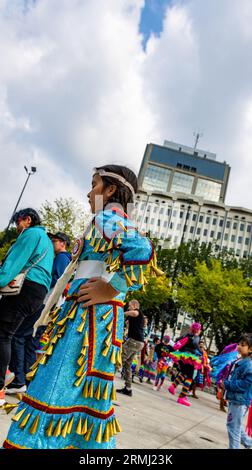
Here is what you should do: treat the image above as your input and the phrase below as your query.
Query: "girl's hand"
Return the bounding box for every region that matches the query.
[77,277,119,307]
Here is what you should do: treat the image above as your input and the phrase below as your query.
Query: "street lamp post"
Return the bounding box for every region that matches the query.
[6,166,37,230]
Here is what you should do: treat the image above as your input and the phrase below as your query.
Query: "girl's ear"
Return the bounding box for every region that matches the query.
[108,184,117,196]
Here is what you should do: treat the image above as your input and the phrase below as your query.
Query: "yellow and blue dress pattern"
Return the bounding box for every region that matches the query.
[4,208,158,449]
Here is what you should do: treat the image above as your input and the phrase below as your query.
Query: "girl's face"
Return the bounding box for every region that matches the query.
[237,341,252,358]
[87,174,117,213]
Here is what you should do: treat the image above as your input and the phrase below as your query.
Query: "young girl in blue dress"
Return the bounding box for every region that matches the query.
[4,165,157,449]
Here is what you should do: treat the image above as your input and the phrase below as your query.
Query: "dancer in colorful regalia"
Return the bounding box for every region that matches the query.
[144,336,160,384]
[167,322,202,406]
[210,342,238,412]
[153,336,174,391]
[191,339,211,399]
[4,165,162,449]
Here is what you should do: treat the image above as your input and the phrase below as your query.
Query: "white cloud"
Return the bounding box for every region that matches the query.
[0,0,252,231]
[143,0,252,209]
[0,0,153,228]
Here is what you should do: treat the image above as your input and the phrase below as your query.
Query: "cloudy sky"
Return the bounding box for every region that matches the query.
[1,0,252,230]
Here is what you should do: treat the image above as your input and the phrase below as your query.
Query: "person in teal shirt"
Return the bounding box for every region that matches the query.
[0,208,54,406]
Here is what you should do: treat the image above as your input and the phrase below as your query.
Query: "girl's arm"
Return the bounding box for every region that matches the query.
[77,209,155,305]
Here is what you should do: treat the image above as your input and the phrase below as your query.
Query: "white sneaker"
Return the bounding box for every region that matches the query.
[153,386,158,391]
[5,385,27,395]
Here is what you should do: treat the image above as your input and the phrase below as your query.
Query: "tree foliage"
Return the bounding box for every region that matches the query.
[177,259,252,351]
[0,228,17,262]
[39,198,91,243]
[127,269,172,333]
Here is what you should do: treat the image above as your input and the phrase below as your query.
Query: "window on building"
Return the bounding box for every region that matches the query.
[210,231,214,237]
[245,238,250,245]
[238,236,242,244]
[192,214,197,221]
[231,235,235,242]
[160,208,164,214]
[144,217,148,223]
[151,218,154,225]
[173,210,177,217]
[142,164,171,193]
[247,225,251,233]
[199,215,203,222]
[180,211,184,218]
[177,223,181,230]
[224,233,228,240]
[170,222,173,229]
[243,251,248,257]
[213,218,217,225]
[157,220,161,227]
[240,223,244,231]
[217,232,222,240]
[174,236,178,243]
[203,229,208,236]
[163,221,168,227]
[167,208,171,215]
[197,228,201,235]
[195,178,221,202]
[190,227,194,234]
[233,222,238,229]
[170,172,194,195]
[206,216,210,224]
[219,220,224,227]
[226,221,231,228]
[236,249,240,256]
[153,207,158,213]
[143,165,171,192]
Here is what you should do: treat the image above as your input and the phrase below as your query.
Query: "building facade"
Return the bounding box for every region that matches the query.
[135,141,252,258]
[138,140,231,204]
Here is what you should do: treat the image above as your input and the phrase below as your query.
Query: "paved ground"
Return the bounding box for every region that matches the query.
[0,374,232,449]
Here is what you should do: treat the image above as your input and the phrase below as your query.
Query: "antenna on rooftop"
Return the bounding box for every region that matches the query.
[193,130,203,152]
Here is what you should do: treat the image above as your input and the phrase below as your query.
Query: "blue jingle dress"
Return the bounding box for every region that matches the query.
[4,208,158,449]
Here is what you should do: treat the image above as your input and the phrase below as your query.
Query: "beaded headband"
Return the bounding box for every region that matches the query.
[93,168,135,196]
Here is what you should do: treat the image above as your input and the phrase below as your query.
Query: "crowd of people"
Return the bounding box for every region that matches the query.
[0,164,251,450]
[119,301,252,449]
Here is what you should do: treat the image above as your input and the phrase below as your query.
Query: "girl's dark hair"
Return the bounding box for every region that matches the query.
[11,208,41,227]
[95,164,138,212]
[239,333,252,352]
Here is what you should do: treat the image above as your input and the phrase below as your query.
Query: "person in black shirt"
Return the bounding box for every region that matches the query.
[117,300,144,396]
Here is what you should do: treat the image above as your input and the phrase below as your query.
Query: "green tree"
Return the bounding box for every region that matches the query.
[0,228,17,262]
[177,259,252,351]
[39,198,90,243]
[157,239,242,279]
[127,271,172,334]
